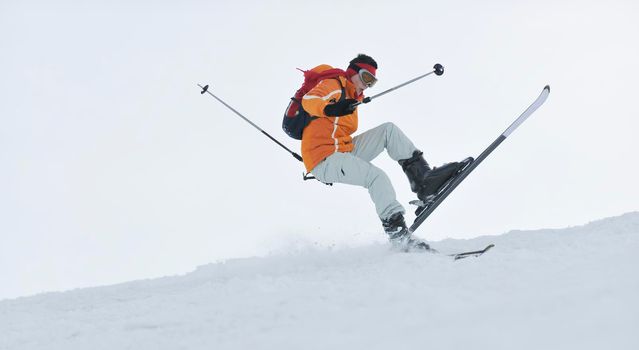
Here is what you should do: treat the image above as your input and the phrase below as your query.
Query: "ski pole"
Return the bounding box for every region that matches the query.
[351,63,444,107]
[198,84,303,162]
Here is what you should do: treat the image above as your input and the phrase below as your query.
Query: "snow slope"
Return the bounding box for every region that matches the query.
[2,213,638,350]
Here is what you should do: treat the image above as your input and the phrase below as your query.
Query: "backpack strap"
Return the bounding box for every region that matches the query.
[302,172,333,185]
[334,77,346,102]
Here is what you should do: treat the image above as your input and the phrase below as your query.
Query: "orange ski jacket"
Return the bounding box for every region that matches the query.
[301,65,363,172]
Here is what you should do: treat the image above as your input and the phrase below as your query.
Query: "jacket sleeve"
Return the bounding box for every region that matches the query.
[301,79,343,118]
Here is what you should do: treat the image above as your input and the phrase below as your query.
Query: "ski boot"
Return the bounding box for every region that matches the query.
[399,150,467,204]
[382,212,432,252]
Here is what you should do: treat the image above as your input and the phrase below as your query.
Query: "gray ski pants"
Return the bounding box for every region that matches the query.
[311,122,418,221]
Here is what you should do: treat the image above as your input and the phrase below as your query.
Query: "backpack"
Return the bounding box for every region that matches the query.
[282,66,346,140]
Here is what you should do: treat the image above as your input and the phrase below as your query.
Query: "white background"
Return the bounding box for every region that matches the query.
[1,0,638,300]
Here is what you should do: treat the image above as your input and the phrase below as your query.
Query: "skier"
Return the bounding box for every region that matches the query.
[301,54,467,250]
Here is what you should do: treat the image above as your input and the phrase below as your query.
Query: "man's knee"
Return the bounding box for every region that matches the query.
[382,121,402,138]
[382,121,397,131]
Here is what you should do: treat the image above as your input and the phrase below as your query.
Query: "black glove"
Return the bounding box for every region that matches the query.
[324,99,358,117]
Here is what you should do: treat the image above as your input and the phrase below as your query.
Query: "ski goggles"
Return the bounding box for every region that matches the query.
[358,68,377,88]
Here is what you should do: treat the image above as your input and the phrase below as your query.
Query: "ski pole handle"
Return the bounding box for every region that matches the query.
[351,63,444,108]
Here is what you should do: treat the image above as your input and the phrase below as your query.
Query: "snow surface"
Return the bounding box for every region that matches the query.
[2,213,639,350]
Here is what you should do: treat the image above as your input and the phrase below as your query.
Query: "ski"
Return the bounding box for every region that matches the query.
[450,244,495,260]
[409,85,550,234]
[404,243,494,260]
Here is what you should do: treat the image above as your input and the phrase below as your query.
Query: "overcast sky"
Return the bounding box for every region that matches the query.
[1,0,638,300]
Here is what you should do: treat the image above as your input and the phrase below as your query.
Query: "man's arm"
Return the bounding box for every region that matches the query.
[301,79,343,117]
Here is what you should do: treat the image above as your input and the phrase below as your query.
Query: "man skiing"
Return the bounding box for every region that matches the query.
[301,54,467,250]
